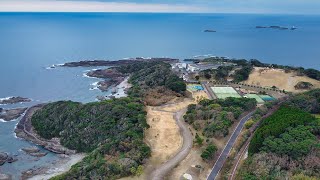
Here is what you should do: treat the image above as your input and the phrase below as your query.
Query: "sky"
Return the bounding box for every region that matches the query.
[0,0,319,14]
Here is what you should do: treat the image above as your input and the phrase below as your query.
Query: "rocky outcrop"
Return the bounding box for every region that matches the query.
[97,77,125,92]
[0,152,18,166]
[0,108,27,121]
[86,68,126,92]
[0,152,8,166]
[62,58,179,67]
[15,104,76,155]
[0,97,31,105]
[294,81,313,90]
[22,146,40,153]
[0,173,12,180]
[86,68,125,79]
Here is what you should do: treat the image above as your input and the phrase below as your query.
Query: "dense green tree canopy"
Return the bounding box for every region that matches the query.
[32,98,151,179]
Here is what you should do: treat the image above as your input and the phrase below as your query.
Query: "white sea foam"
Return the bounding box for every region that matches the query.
[0,96,13,101]
[91,82,99,86]
[89,87,99,91]
[0,119,7,123]
[89,81,100,91]
[82,73,97,79]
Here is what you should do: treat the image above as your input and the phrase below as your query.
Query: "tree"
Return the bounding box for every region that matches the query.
[195,133,204,146]
[201,144,217,160]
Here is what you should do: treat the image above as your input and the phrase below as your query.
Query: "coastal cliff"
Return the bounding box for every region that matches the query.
[15,104,76,155]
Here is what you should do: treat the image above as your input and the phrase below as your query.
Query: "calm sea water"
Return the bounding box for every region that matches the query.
[0,12,319,177]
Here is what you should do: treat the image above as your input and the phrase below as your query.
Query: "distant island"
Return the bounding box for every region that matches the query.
[256,25,297,30]
[204,29,216,32]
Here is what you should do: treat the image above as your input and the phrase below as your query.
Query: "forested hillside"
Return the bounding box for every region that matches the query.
[117,61,186,105]
[184,97,256,138]
[30,61,185,179]
[239,105,320,179]
[32,98,150,179]
[285,89,320,113]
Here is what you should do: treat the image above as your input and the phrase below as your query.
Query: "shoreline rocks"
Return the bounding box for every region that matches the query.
[0,97,31,105]
[0,152,18,166]
[15,104,76,155]
[0,108,27,121]
[22,146,40,153]
[0,173,12,180]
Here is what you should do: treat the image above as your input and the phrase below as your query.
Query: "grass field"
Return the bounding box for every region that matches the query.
[211,87,241,99]
[315,114,320,119]
[245,94,265,103]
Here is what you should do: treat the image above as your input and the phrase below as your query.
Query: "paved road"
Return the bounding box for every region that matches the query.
[207,111,255,180]
[201,82,216,100]
[150,108,193,180]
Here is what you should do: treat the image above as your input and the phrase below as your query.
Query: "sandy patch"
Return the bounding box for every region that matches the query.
[243,67,320,93]
[145,108,183,165]
[114,77,131,98]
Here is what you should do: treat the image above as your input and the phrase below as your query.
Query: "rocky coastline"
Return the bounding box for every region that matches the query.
[0,107,27,121]
[15,104,76,155]
[86,68,126,91]
[0,96,31,105]
[61,57,179,67]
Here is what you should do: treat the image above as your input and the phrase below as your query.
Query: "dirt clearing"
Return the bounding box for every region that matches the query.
[244,67,320,93]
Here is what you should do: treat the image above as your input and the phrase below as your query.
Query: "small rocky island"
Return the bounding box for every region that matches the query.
[256,25,297,30]
[0,107,27,121]
[0,96,31,105]
[204,29,216,32]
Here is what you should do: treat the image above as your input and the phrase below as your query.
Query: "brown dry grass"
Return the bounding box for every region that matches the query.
[120,92,210,180]
[243,67,320,93]
[144,86,180,106]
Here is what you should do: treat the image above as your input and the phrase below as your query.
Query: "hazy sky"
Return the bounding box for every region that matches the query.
[0,0,319,14]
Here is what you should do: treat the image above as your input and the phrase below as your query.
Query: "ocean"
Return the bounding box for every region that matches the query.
[0,12,319,178]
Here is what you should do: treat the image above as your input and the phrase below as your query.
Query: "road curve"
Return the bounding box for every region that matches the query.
[150,108,193,180]
[207,111,255,180]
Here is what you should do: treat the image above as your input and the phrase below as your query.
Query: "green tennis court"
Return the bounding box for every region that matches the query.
[245,94,265,103]
[211,87,241,99]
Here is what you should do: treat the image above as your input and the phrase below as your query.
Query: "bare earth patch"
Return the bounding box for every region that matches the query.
[120,92,210,180]
[244,67,320,93]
